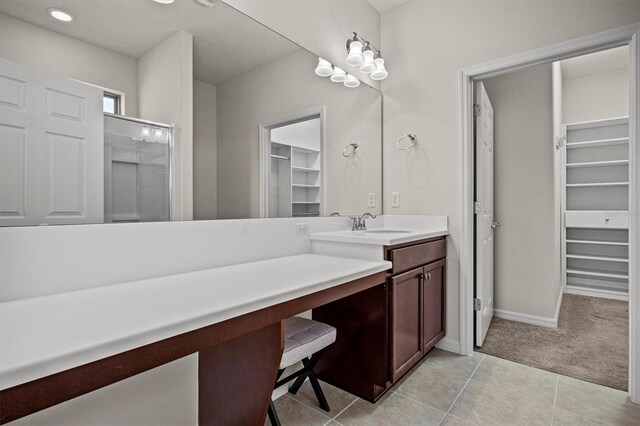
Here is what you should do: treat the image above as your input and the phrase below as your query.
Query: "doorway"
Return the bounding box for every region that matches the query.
[259,108,325,218]
[459,24,640,402]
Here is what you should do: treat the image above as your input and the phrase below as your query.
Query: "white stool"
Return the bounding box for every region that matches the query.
[267,317,337,426]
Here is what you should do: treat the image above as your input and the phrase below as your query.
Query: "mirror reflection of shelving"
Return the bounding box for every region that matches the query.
[267,117,322,218]
[104,115,171,223]
[564,117,629,299]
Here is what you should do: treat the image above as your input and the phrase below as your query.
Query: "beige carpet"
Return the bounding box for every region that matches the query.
[478,294,628,390]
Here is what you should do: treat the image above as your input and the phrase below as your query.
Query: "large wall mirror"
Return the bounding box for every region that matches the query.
[0,0,382,226]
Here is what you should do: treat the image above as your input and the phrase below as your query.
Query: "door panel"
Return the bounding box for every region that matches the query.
[390,267,423,382]
[423,260,446,353]
[0,57,103,226]
[475,81,495,347]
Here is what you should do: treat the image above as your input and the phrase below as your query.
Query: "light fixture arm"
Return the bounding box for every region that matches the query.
[346,32,381,58]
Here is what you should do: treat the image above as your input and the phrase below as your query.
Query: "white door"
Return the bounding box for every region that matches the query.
[475,81,495,347]
[0,57,103,226]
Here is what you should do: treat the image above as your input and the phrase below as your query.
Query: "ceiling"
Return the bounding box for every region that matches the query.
[0,0,301,85]
[365,0,411,13]
[561,46,628,80]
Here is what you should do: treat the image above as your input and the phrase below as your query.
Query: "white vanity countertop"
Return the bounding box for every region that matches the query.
[0,254,390,390]
[310,215,449,246]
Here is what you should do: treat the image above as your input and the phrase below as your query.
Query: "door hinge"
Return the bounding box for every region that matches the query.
[474,298,481,311]
[474,201,481,214]
[473,104,481,117]
[555,134,566,150]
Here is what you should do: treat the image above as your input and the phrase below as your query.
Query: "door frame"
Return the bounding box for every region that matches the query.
[258,106,325,218]
[458,23,640,402]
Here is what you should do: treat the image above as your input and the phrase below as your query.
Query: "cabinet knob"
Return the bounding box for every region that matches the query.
[427,273,432,280]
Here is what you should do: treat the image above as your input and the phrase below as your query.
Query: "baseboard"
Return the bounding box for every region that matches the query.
[435,337,461,354]
[565,285,629,301]
[493,308,557,328]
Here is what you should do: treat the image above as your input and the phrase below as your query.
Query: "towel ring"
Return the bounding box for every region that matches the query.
[397,133,417,150]
[342,142,359,157]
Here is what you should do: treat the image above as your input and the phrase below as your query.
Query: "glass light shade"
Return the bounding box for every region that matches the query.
[346,41,364,66]
[359,50,376,74]
[330,67,347,83]
[314,58,333,77]
[343,74,360,88]
[370,58,388,80]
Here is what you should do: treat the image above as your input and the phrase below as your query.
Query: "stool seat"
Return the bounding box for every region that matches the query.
[281,317,336,368]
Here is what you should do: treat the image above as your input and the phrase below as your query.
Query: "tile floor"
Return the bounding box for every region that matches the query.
[268,349,640,426]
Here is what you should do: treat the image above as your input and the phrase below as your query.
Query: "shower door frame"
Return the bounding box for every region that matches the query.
[104,113,175,223]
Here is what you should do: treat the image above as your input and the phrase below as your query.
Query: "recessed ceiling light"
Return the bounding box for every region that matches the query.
[47,8,74,23]
[153,0,175,4]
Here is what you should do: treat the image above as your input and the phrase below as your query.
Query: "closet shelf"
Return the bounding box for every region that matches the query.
[567,268,629,279]
[292,166,320,172]
[566,239,629,246]
[566,137,628,149]
[566,182,628,187]
[292,146,320,154]
[566,254,628,263]
[566,160,629,168]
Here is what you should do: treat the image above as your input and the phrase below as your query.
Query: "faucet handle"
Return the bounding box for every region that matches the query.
[349,216,360,231]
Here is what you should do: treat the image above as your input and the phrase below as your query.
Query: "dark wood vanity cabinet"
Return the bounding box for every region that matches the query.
[314,236,446,402]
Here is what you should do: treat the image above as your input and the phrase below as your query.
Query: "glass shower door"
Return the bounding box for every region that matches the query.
[104,115,171,223]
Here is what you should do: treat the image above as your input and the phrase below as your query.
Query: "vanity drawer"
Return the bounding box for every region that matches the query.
[388,238,446,274]
[566,211,629,229]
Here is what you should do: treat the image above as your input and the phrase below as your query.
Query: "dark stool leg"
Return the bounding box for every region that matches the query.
[267,400,281,426]
[307,371,330,412]
[288,370,309,395]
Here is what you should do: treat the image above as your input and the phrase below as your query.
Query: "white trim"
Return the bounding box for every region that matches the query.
[493,309,558,329]
[565,285,629,301]
[435,337,461,354]
[459,23,640,403]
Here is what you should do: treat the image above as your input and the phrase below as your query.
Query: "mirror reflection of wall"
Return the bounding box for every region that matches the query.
[0,0,382,227]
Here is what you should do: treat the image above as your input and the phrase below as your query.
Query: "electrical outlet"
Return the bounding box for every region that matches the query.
[391,192,400,208]
[367,193,376,208]
[295,223,309,235]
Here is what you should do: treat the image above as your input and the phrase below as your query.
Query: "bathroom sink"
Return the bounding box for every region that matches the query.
[364,229,412,234]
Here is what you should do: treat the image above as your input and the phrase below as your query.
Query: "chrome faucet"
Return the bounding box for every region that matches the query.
[350,212,377,231]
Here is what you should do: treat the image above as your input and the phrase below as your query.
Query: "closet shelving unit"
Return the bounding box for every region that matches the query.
[563,117,630,300]
[269,141,322,218]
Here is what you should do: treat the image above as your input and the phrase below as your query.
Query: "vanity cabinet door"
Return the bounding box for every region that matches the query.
[390,266,423,382]
[422,259,446,354]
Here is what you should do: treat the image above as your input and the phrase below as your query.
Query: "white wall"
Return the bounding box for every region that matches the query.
[193,80,218,220]
[138,31,194,221]
[381,0,640,343]
[271,118,321,152]
[222,0,381,90]
[482,64,558,320]
[0,14,138,117]
[216,50,382,219]
[563,68,629,124]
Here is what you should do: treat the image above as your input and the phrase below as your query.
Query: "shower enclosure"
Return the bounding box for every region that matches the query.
[104,114,172,223]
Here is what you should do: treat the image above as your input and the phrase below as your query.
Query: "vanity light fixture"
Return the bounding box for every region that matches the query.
[315,58,333,77]
[346,33,388,80]
[47,8,75,23]
[153,0,175,4]
[343,74,360,88]
[314,57,360,88]
[330,67,347,83]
